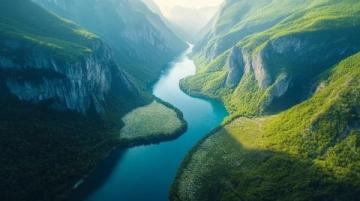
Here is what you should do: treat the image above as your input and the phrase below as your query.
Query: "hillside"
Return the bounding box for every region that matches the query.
[182,0,360,117]
[172,49,360,201]
[33,0,187,88]
[173,0,360,200]
[0,1,147,200]
[0,0,146,116]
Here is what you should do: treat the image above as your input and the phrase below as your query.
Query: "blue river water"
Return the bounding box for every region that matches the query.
[71,47,228,201]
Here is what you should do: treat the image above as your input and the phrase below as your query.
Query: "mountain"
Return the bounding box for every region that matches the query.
[0,0,145,116]
[173,51,360,201]
[141,0,219,43]
[33,0,187,88]
[0,0,147,200]
[141,0,191,42]
[142,0,163,15]
[182,0,360,116]
[167,5,219,42]
[173,0,360,200]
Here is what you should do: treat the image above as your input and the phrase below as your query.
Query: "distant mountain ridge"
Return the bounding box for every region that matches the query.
[141,0,191,42]
[33,0,187,87]
[168,5,219,42]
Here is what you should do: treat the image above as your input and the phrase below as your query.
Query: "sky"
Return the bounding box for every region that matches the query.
[152,0,224,17]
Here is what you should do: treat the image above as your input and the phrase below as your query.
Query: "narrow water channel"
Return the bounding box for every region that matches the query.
[72,46,228,201]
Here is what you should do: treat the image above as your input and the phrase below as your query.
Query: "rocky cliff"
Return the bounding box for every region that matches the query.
[0,1,144,200]
[225,47,244,88]
[33,0,187,87]
[0,0,142,116]
[172,1,360,200]
[184,0,360,115]
[2,39,116,114]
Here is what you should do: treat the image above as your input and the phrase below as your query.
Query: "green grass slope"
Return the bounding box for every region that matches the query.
[0,0,97,61]
[183,0,360,117]
[172,51,360,201]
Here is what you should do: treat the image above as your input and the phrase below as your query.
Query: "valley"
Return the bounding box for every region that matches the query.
[0,0,359,201]
[70,47,228,201]
[172,0,360,200]
[0,0,188,200]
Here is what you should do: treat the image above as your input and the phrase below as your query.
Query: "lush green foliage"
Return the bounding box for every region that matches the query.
[120,101,186,145]
[172,52,360,201]
[0,0,97,61]
[242,0,360,52]
[0,94,120,201]
[173,1,360,200]
[0,1,184,201]
[184,0,360,117]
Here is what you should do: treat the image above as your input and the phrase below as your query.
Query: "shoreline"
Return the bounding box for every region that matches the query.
[68,97,188,199]
[68,45,228,201]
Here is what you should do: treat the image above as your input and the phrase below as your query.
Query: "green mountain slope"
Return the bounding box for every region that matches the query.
[172,50,360,201]
[173,0,360,200]
[33,0,187,88]
[0,0,145,116]
[182,0,360,117]
[0,1,147,200]
[0,0,95,61]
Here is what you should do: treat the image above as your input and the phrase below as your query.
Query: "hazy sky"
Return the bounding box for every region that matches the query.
[153,0,224,17]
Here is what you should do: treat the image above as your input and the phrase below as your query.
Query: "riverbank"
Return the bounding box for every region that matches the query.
[68,97,188,196]
[171,52,360,201]
[71,46,228,201]
[119,98,187,147]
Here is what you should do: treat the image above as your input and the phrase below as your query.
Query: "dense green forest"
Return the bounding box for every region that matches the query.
[0,0,185,200]
[173,51,360,201]
[172,0,360,200]
[182,0,360,117]
[1,0,359,200]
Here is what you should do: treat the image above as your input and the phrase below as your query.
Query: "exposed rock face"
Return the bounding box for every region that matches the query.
[264,73,292,108]
[0,38,134,114]
[229,49,271,90]
[268,30,360,68]
[250,51,272,89]
[270,36,305,54]
[226,47,244,88]
[220,28,360,111]
[33,0,187,85]
[224,46,272,90]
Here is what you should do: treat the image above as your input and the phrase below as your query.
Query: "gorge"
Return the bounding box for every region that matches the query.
[1,1,359,201]
[70,46,228,201]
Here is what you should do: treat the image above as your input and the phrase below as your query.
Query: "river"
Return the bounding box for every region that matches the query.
[71,46,228,201]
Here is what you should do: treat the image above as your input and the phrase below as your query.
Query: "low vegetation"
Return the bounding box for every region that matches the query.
[0,0,98,62]
[120,100,187,146]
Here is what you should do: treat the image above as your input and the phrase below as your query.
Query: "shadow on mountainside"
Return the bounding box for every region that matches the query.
[171,125,360,201]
